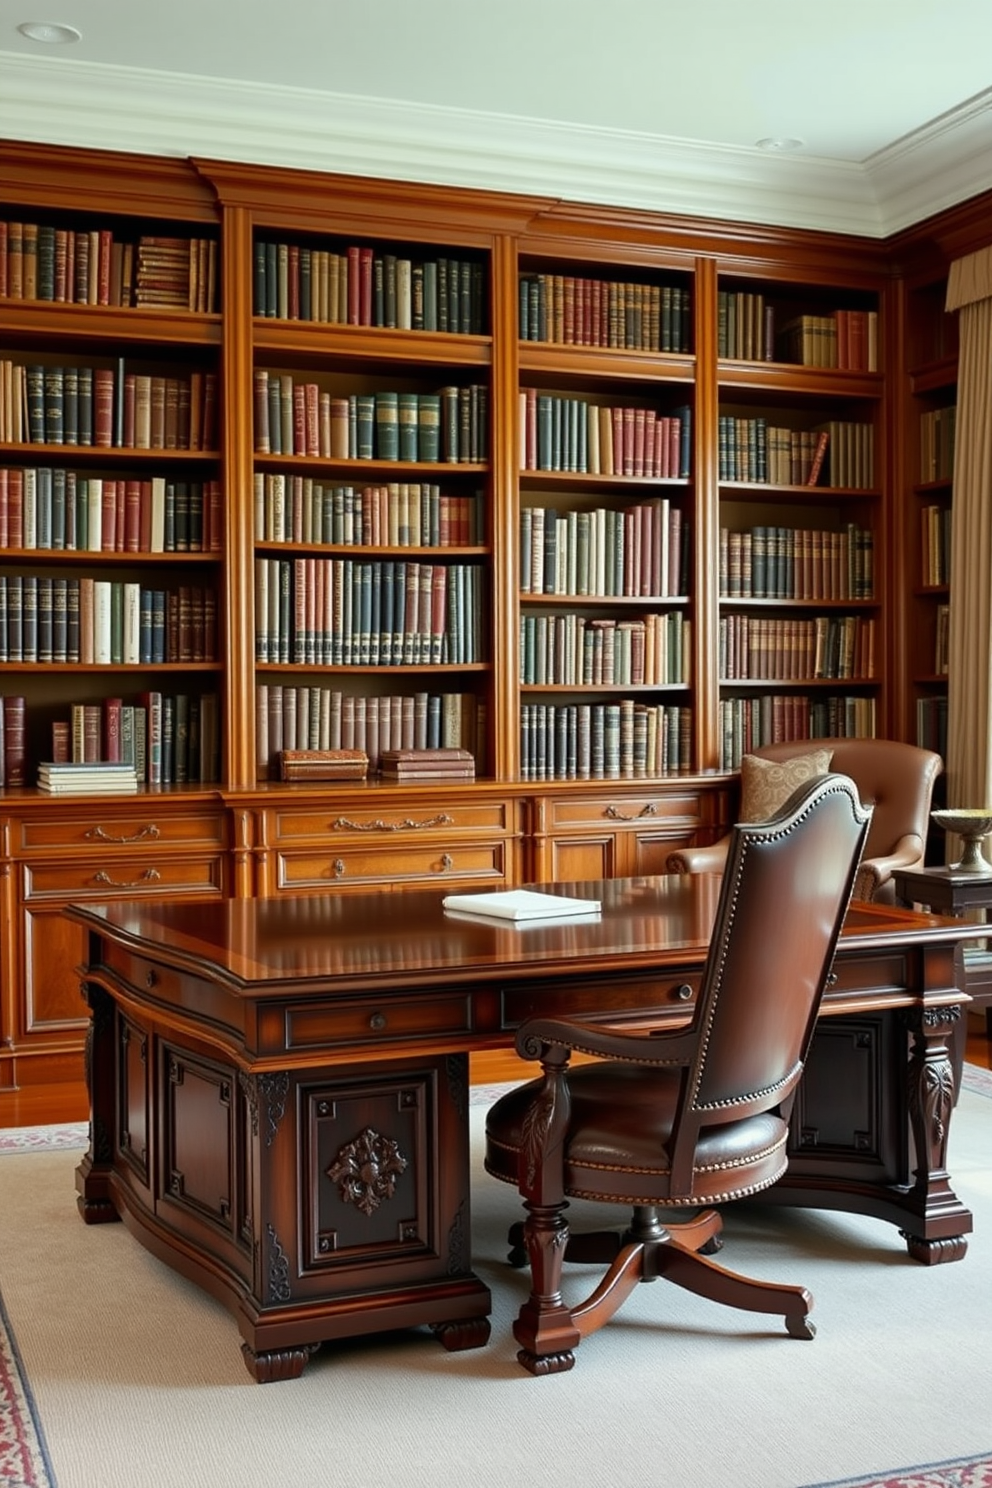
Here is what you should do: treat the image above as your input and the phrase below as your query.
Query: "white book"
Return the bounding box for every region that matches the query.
[93,579,112,663]
[442,888,601,922]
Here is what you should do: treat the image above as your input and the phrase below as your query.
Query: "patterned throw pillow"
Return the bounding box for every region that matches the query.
[739,749,834,822]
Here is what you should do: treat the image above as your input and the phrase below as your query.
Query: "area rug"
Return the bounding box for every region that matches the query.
[1,1069,989,1488]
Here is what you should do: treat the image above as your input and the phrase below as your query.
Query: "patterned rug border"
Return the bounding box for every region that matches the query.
[0,1290,56,1488]
[805,1450,992,1486]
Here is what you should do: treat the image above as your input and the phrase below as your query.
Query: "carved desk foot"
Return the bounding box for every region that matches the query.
[900,1229,969,1266]
[430,1316,491,1351]
[241,1342,320,1383]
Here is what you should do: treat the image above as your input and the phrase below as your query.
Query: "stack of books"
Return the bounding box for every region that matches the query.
[37,761,139,795]
[379,748,475,781]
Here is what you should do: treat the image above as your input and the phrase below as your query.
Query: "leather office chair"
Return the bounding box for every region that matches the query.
[485,773,871,1375]
[667,737,941,903]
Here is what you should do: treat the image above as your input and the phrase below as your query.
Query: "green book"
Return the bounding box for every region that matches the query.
[375,390,399,460]
[398,392,419,461]
[355,394,375,460]
[417,394,440,462]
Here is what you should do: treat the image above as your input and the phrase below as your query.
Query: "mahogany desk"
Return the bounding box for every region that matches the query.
[67,877,977,1382]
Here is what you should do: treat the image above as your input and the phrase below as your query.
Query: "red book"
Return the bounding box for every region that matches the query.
[201,373,218,450]
[97,228,113,306]
[0,467,7,548]
[806,430,830,487]
[347,245,361,325]
[101,479,118,551]
[359,246,374,326]
[2,695,26,785]
[292,382,306,455]
[103,696,123,761]
[125,479,141,552]
[94,368,115,448]
[7,468,23,548]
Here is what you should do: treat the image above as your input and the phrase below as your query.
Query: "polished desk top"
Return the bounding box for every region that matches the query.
[68,875,980,1004]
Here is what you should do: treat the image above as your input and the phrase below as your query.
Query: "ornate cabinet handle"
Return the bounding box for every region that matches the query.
[330,814,454,833]
[604,803,658,822]
[84,823,161,844]
[332,859,346,877]
[435,853,454,873]
[90,868,162,887]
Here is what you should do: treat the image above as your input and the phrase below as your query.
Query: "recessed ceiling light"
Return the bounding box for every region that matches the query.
[17,21,82,44]
[756,137,804,152]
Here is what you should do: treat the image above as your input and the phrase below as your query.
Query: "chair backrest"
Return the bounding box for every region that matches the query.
[682,774,870,1146]
[751,737,940,865]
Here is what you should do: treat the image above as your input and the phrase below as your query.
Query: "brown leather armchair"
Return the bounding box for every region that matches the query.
[667,737,942,903]
[485,774,871,1374]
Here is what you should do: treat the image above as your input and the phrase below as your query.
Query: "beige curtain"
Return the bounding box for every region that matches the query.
[944,246,992,818]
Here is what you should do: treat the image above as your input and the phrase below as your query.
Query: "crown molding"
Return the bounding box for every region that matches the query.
[1,53,990,238]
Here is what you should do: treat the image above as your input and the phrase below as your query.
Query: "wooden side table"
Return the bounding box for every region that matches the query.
[893,865,992,1039]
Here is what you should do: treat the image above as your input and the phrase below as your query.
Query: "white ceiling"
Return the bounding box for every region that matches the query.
[2,0,992,237]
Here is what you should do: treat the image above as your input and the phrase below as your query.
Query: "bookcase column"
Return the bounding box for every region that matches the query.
[217,202,257,790]
[692,255,722,772]
[489,234,521,781]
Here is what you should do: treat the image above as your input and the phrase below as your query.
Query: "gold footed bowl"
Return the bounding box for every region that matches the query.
[931,808,992,873]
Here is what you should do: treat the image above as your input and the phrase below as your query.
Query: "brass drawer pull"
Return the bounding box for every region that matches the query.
[84,824,161,844]
[330,814,454,833]
[332,859,346,877]
[435,853,454,873]
[90,868,161,888]
[604,804,658,822]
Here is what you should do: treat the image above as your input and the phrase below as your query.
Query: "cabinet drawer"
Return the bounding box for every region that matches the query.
[276,841,506,890]
[268,800,512,845]
[23,857,226,900]
[541,793,703,831]
[16,811,226,853]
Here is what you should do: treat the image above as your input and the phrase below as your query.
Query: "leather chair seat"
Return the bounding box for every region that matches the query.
[486,1064,789,1206]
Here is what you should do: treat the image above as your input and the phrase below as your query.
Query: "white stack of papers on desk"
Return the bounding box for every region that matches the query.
[441,888,601,923]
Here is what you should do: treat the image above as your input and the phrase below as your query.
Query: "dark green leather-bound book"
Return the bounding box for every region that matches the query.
[44,366,64,445]
[398,392,419,461]
[418,394,440,462]
[299,247,312,321]
[375,390,399,460]
[356,394,375,460]
[423,261,438,331]
[254,238,268,315]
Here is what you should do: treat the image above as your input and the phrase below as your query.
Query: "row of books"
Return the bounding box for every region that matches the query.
[0,577,217,664]
[519,700,692,781]
[519,393,691,477]
[717,291,775,362]
[920,405,956,483]
[719,614,877,681]
[520,612,690,687]
[50,692,221,784]
[776,310,879,370]
[254,557,484,667]
[255,684,484,776]
[518,275,691,353]
[718,695,877,772]
[253,375,488,464]
[253,476,482,547]
[0,360,219,450]
[916,696,947,758]
[719,522,874,601]
[253,242,485,332]
[718,420,830,486]
[521,499,688,599]
[0,222,218,312]
[0,469,222,553]
[921,504,952,586]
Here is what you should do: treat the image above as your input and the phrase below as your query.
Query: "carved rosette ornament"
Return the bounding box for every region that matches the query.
[327,1127,407,1216]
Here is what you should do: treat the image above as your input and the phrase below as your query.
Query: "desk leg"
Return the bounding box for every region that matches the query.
[901,1004,969,1265]
[75,978,121,1226]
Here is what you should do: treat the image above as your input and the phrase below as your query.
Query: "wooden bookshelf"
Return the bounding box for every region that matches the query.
[1,138,992,1097]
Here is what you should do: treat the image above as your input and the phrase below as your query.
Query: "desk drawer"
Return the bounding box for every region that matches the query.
[276,841,506,890]
[284,993,473,1050]
[24,857,226,899]
[501,970,701,1030]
